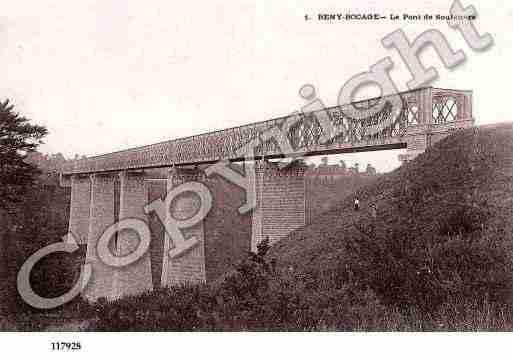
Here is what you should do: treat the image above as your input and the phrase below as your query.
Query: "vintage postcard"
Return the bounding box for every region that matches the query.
[0,0,512,357]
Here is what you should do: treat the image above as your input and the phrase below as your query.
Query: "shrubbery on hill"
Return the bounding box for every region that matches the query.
[90,241,391,331]
[347,209,512,313]
[6,124,513,331]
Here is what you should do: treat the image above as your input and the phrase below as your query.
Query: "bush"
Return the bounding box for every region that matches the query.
[88,246,393,331]
[437,203,489,236]
[344,211,513,313]
[1,175,80,315]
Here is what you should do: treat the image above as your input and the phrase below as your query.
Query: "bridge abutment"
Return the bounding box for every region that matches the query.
[402,132,430,162]
[58,86,475,300]
[399,88,474,163]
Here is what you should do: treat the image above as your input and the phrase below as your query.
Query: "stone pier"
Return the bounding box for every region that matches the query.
[251,160,307,251]
[83,173,117,301]
[112,171,154,298]
[60,87,474,299]
[68,175,91,244]
[161,167,207,287]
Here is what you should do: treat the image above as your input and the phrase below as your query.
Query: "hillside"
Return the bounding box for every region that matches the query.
[4,123,513,331]
[79,122,513,331]
[305,172,378,224]
[270,123,513,277]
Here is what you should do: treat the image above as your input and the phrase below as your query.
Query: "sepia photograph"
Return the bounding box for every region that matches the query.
[0,0,512,357]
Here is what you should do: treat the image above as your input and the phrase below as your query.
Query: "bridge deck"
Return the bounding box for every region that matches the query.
[61,87,472,175]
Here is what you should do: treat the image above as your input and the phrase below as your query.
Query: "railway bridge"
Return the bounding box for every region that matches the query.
[60,87,473,301]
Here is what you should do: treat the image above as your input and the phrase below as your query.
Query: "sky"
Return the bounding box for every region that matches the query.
[1,0,512,172]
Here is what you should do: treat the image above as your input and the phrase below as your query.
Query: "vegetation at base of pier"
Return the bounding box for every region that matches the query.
[83,123,513,331]
[79,224,513,331]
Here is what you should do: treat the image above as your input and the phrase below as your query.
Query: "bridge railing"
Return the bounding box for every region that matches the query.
[60,87,473,175]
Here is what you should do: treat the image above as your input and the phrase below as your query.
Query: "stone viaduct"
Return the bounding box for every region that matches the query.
[59,87,474,301]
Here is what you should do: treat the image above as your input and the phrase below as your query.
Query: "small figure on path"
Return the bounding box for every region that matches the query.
[370,202,377,218]
[354,197,360,211]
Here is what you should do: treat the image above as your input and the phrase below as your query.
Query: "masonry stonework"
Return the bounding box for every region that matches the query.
[147,180,166,289]
[203,168,252,282]
[83,174,117,301]
[251,160,307,251]
[61,87,475,300]
[112,171,154,298]
[149,168,251,286]
[162,168,207,286]
[68,175,91,245]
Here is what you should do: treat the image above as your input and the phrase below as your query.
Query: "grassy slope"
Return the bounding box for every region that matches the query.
[271,123,513,272]
[7,123,512,331]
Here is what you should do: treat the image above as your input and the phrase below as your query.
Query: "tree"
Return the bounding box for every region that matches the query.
[0,99,47,211]
[0,99,47,315]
